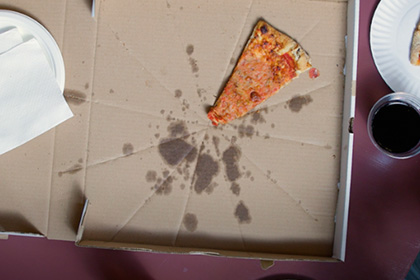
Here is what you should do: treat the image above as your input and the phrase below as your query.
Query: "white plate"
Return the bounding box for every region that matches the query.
[370,0,420,96]
[0,10,65,92]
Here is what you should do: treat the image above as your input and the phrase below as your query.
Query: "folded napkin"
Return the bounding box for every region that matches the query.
[0,38,73,155]
[0,28,23,54]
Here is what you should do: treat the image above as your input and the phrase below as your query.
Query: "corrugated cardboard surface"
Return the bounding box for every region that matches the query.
[0,0,350,258]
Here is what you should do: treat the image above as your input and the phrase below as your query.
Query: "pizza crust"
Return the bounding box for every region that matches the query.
[410,23,420,66]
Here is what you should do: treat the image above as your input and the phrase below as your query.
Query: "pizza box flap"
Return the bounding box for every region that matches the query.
[0,0,356,260]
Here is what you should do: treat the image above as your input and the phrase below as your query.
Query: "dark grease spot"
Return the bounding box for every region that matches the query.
[189,57,199,73]
[180,183,186,189]
[146,170,157,182]
[183,213,198,232]
[175,89,182,98]
[186,44,194,56]
[160,109,165,115]
[182,99,190,109]
[205,182,218,194]
[159,138,195,166]
[230,57,236,65]
[325,144,332,150]
[155,133,160,139]
[235,201,251,224]
[109,89,114,93]
[238,124,255,138]
[197,88,206,98]
[251,112,266,124]
[185,146,198,162]
[194,153,219,194]
[63,89,86,105]
[168,121,188,138]
[78,158,83,163]
[222,146,241,182]
[212,136,220,156]
[155,176,173,195]
[271,123,275,128]
[122,143,134,155]
[84,82,89,89]
[230,182,240,196]
[58,164,83,177]
[287,95,313,112]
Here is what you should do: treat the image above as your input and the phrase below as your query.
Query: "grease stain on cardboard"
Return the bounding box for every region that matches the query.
[251,111,266,124]
[222,145,242,182]
[212,136,221,157]
[146,170,157,182]
[122,143,134,155]
[175,89,182,98]
[235,201,251,224]
[238,124,254,138]
[287,94,313,112]
[155,175,173,195]
[63,89,86,105]
[183,213,198,232]
[186,44,194,55]
[159,139,196,166]
[230,182,240,196]
[193,153,219,194]
[186,44,199,74]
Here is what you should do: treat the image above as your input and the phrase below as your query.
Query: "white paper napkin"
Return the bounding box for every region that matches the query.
[0,28,23,54]
[0,38,73,155]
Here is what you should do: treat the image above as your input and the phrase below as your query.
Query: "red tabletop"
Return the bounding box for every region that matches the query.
[1,1,420,279]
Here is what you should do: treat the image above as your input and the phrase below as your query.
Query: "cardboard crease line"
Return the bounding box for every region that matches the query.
[217,124,335,149]
[86,128,208,169]
[46,0,69,237]
[82,2,102,199]
[91,99,209,128]
[240,152,319,222]
[297,19,322,43]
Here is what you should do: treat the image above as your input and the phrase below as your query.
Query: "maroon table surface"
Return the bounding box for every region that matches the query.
[1,1,420,279]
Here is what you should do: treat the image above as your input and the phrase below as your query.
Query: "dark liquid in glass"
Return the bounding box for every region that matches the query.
[371,102,420,154]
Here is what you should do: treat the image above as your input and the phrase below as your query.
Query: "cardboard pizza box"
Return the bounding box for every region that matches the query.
[0,0,358,261]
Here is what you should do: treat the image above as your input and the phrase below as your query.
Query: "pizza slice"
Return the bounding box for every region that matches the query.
[410,21,420,66]
[208,20,312,126]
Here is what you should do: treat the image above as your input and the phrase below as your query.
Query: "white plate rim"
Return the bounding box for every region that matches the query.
[0,10,65,92]
[370,0,420,97]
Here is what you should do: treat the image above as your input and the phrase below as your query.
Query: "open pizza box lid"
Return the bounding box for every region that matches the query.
[0,0,358,261]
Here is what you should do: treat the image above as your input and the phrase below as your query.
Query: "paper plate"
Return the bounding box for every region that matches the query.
[370,0,420,97]
[0,10,65,92]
